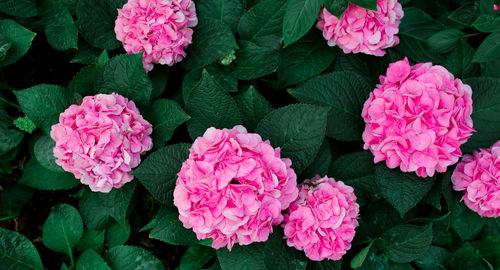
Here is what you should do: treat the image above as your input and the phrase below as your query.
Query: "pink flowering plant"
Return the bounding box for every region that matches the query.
[1,0,500,269]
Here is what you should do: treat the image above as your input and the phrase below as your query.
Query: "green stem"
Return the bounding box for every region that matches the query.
[0,215,17,222]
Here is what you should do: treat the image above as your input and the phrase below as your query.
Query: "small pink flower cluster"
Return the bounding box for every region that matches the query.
[173,126,299,250]
[50,93,152,193]
[452,141,500,218]
[283,176,359,261]
[316,0,404,56]
[115,0,198,71]
[362,58,474,177]
[495,4,499,10]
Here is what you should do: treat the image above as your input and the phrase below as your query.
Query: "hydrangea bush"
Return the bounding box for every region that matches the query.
[1,0,500,269]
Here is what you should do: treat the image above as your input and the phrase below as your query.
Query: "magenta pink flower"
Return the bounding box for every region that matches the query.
[362,58,474,177]
[115,0,198,71]
[316,0,404,56]
[452,141,500,217]
[173,126,299,250]
[283,176,359,261]
[495,4,499,10]
[50,93,152,193]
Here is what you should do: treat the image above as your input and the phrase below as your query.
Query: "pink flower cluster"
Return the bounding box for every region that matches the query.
[316,0,404,56]
[362,58,474,177]
[283,176,359,261]
[115,0,198,71]
[452,141,500,217]
[50,93,153,193]
[495,4,499,10]
[174,126,299,250]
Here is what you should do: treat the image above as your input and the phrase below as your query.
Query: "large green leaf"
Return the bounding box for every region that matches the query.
[383,224,433,263]
[414,246,452,270]
[148,99,189,146]
[399,8,442,41]
[40,0,78,51]
[217,243,267,270]
[278,32,337,87]
[76,0,125,50]
[19,159,79,190]
[375,165,435,217]
[450,200,486,240]
[14,84,75,134]
[79,189,111,230]
[183,18,238,70]
[0,120,23,156]
[329,151,374,180]
[42,203,83,254]
[461,77,500,152]
[349,0,377,10]
[105,220,130,248]
[0,0,37,17]
[396,35,447,64]
[104,245,164,270]
[149,207,198,246]
[256,104,328,173]
[234,86,273,132]
[289,71,372,141]
[0,19,36,66]
[444,41,478,78]
[33,134,64,173]
[283,0,323,45]
[233,41,280,80]
[68,65,101,96]
[323,0,349,17]
[0,227,43,270]
[453,243,491,270]
[76,249,111,270]
[96,182,136,228]
[473,32,500,63]
[74,230,105,253]
[197,0,244,32]
[425,29,465,53]
[238,0,287,48]
[263,229,308,270]
[133,144,190,205]
[178,245,216,270]
[96,53,152,104]
[186,70,242,139]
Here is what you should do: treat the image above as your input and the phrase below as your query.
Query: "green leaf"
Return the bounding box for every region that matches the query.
[301,139,332,179]
[178,245,216,270]
[133,144,190,205]
[283,0,323,46]
[473,14,500,32]
[461,77,500,152]
[473,32,500,63]
[383,224,433,263]
[104,245,164,270]
[345,175,380,207]
[363,200,403,238]
[451,200,486,240]
[217,242,267,270]
[473,235,500,268]
[149,207,198,246]
[96,53,152,104]
[450,3,480,26]
[183,18,238,70]
[76,249,111,270]
[74,230,105,253]
[0,184,33,216]
[97,182,136,228]
[256,104,328,173]
[76,0,125,50]
[0,19,36,66]
[148,99,189,146]
[425,29,465,53]
[71,41,103,64]
[263,229,308,270]
[186,70,242,139]
[40,0,78,51]
[375,165,435,217]
[235,86,273,132]
[0,227,43,270]
[233,41,280,80]
[34,134,64,173]
[148,65,169,100]
[396,36,446,64]
[0,0,37,17]
[13,116,36,133]
[444,40,477,78]
[69,65,101,96]
[351,240,374,268]
[0,33,12,62]
[19,159,79,190]
[197,0,244,32]
[0,120,23,156]
[182,65,238,104]
[329,151,374,180]
[278,32,337,87]
[307,260,342,270]
[79,189,111,230]
[349,0,377,10]
[14,84,75,134]
[453,243,491,270]
[238,0,287,48]
[43,203,83,254]
[105,220,130,248]
[414,246,452,270]
[289,71,372,141]
[323,0,349,17]
[399,8,443,40]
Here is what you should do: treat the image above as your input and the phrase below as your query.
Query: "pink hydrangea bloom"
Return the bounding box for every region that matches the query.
[452,141,500,217]
[283,176,359,261]
[173,126,299,250]
[495,4,499,10]
[50,93,153,193]
[115,0,198,71]
[362,58,474,178]
[316,0,404,56]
